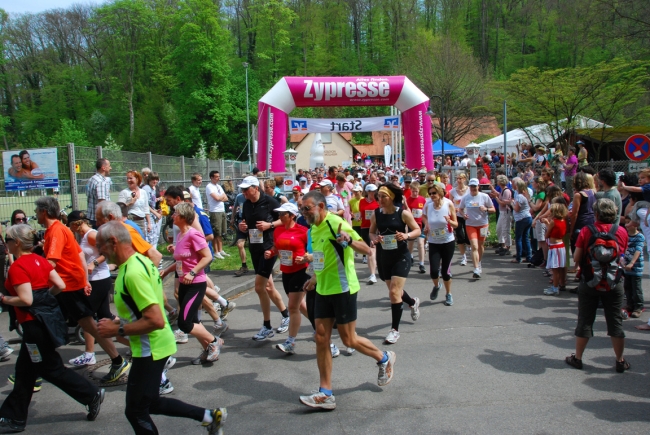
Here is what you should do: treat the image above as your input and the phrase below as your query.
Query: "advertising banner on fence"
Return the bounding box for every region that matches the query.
[290,115,400,133]
[3,148,59,191]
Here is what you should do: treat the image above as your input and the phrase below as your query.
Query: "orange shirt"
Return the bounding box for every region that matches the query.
[43,220,86,291]
[122,222,153,255]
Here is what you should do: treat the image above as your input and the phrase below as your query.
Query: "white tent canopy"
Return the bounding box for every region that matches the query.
[478,116,610,154]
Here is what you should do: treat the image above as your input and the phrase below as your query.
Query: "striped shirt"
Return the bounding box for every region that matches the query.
[86,173,111,221]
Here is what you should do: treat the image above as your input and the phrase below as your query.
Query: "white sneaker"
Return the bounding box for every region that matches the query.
[219,251,231,257]
[69,353,96,367]
[205,338,224,362]
[299,390,336,410]
[276,316,290,334]
[410,297,420,321]
[159,378,174,395]
[346,347,356,355]
[164,356,176,371]
[362,256,367,264]
[460,255,467,266]
[174,329,189,344]
[472,268,481,279]
[214,252,225,260]
[384,329,400,344]
[367,274,377,285]
[330,343,340,358]
[214,321,229,335]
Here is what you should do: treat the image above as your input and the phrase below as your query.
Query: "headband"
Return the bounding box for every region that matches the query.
[378,186,395,200]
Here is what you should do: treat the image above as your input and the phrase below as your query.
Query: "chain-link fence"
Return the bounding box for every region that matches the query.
[0,144,254,224]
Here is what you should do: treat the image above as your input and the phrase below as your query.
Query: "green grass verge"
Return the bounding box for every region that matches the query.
[158,243,244,271]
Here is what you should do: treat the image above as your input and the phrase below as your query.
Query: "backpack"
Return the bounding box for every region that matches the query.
[581,224,623,291]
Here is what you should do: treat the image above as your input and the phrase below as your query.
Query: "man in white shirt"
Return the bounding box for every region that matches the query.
[188,173,203,209]
[460,155,470,168]
[319,180,344,217]
[299,177,309,194]
[206,170,229,259]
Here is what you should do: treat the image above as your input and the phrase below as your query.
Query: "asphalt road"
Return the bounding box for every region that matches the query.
[0,250,649,434]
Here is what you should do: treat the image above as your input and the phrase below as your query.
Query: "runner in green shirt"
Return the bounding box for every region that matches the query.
[297,191,396,411]
[96,222,227,435]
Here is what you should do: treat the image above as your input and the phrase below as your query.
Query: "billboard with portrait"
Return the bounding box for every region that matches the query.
[3,148,59,191]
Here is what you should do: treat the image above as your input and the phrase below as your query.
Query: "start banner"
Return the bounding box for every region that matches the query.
[289,116,400,134]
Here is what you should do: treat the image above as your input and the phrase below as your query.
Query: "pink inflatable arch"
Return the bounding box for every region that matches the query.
[257,76,433,171]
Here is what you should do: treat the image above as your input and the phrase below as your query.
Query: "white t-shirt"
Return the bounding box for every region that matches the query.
[459,192,492,227]
[449,187,469,210]
[188,185,203,210]
[205,182,225,213]
[423,198,455,244]
[460,158,469,168]
[325,194,345,213]
[118,188,150,218]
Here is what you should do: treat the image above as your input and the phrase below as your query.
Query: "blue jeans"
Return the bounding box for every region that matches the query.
[514,217,532,262]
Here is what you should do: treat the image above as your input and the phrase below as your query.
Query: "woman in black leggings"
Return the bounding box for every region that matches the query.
[369,183,421,344]
[423,183,458,307]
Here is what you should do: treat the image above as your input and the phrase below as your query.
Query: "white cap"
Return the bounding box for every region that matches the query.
[299,177,307,182]
[238,176,260,188]
[418,169,427,175]
[319,179,333,187]
[468,178,480,186]
[273,202,299,216]
[365,183,378,192]
[346,175,354,182]
[352,184,363,192]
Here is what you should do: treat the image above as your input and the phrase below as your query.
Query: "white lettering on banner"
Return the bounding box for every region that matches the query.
[303,79,390,101]
[269,112,274,156]
[290,116,400,134]
[418,110,425,167]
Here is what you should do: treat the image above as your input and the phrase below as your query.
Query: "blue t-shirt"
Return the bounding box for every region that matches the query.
[641,184,650,202]
[624,232,645,276]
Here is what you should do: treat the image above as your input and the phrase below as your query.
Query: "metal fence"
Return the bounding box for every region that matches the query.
[0,144,253,224]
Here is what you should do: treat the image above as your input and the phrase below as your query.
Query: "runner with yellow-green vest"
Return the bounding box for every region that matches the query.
[96,222,227,435]
[297,191,396,411]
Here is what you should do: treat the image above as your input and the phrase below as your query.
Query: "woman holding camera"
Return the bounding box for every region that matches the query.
[118,170,151,236]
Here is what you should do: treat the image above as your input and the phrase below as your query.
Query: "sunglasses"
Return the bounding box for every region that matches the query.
[300,205,315,213]
[429,192,439,196]
[241,187,250,192]
[14,217,26,223]
[4,237,14,243]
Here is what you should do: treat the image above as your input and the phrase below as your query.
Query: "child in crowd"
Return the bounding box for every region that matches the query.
[541,203,568,295]
[621,168,650,202]
[623,214,645,318]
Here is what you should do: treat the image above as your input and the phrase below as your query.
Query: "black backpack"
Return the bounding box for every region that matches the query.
[581,224,623,291]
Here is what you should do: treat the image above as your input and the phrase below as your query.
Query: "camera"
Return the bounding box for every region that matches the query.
[131,192,136,198]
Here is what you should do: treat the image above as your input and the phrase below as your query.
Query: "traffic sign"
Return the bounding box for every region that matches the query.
[629,162,648,173]
[624,134,650,161]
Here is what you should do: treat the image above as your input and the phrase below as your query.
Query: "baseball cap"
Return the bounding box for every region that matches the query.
[66,210,87,227]
[238,176,260,188]
[273,202,299,216]
[352,185,363,192]
[292,186,301,192]
[468,178,480,186]
[365,183,378,192]
[576,140,585,145]
[418,169,427,175]
[346,175,354,182]
[299,177,307,182]
[403,176,412,183]
[183,191,191,200]
[319,179,333,187]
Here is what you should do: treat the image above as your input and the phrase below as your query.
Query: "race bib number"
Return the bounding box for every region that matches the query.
[26,343,42,363]
[307,263,314,274]
[412,209,423,218]
[312,252,325,271]
[279,250,293,267]
[176,261,183,276]
[249,229,263,244]
[432,227,447,238]
[468,201,480,208]
[381,234,398,250]
[365,210,374,220]
[343,198,348,207]
[480,227,489,237]
[353,212,361,221]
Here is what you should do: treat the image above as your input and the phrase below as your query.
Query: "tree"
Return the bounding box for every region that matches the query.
[494,58,650,157]
[403,30,490,145]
